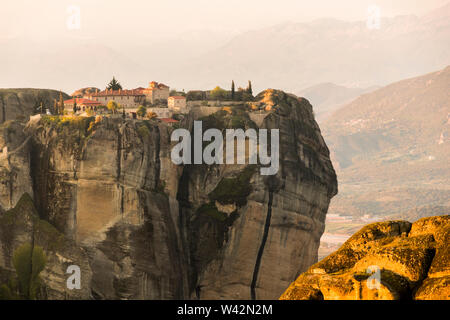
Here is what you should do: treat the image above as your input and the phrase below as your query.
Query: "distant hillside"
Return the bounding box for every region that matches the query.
[323,65,450,170]
[389,205,450,222]
[0,89,69,124]
[322,66,450,219]
[71,87,100,98]
[297,83,378,122]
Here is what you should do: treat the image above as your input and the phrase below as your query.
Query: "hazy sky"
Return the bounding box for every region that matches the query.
[1,0,448,40]
[1,0,448,93]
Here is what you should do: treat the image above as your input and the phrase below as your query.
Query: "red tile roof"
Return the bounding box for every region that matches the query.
[160,118,179,123]
[92,89,145,97]
[64,98,101,105]
[92,83,168,97]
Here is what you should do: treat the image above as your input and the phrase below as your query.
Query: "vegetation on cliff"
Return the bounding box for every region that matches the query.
[40,115,96,159]
[208,165,256,206]
[0,194,54,299]
[0,89,70,124]
[0,193,91,300]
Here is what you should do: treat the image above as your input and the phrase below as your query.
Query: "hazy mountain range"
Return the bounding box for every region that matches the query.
[322,65,450,219]
[0,2,449,94]
[297,83,379,121]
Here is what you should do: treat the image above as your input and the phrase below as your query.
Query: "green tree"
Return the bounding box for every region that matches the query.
[107,100,119,114]
[210,86,227,100]
[107,77,122,91]
[136,105,147,119]
[12,243,47,300]
[247,80,253,96]
[73,98,77,114]
[58,91,65,115]
[231,80,235,100]
[0,284,14,300]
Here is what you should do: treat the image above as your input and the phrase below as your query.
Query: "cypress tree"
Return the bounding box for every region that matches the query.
[73,98,77,114]
[58,91,64,115]
[231,80,235,100]
[247,81,253,96]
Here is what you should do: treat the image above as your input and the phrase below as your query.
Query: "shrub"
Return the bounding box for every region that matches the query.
[137,125,151,138]
[210,86,228,100]
[137,105,147,119]
[186,91,206,101]
[208,165,256,206]
[107,100,119,114]
[0,284,14,300]
[12,243,47,300]
[196,203,227,222]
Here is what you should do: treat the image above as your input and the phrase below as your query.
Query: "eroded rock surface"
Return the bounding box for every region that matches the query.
[280,215,449,300]
[0,193,92,299]
[0,121,33,212]
[0,89,337,299]
[181,90,337,299]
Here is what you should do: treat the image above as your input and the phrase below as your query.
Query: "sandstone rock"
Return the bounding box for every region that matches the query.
[280,215,450,300]
[0,89,337,299]
[0,193,92,299]
[26,117,189,299]
[0,89,67,124]
[71,87,100,98]
[181,90,337,299]
[0,121,33,212]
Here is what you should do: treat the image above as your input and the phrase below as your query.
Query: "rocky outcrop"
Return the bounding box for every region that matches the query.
[280,215,449,300]
[27,116,188,299]
[0,89,68,125]
[181,90,337,299]
[71,87,100,98]
[0,193,92,299]
[0,121,33,212]
[0,89,337,299]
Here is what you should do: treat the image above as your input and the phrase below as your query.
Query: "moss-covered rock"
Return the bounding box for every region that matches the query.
[208,165,256,206]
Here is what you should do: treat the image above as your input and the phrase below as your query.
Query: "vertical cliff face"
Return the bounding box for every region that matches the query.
[179,90,337,299]
[0,193,92,300]
[26,117,188,299]
[0,89,337,299]
[0,121,33,212]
